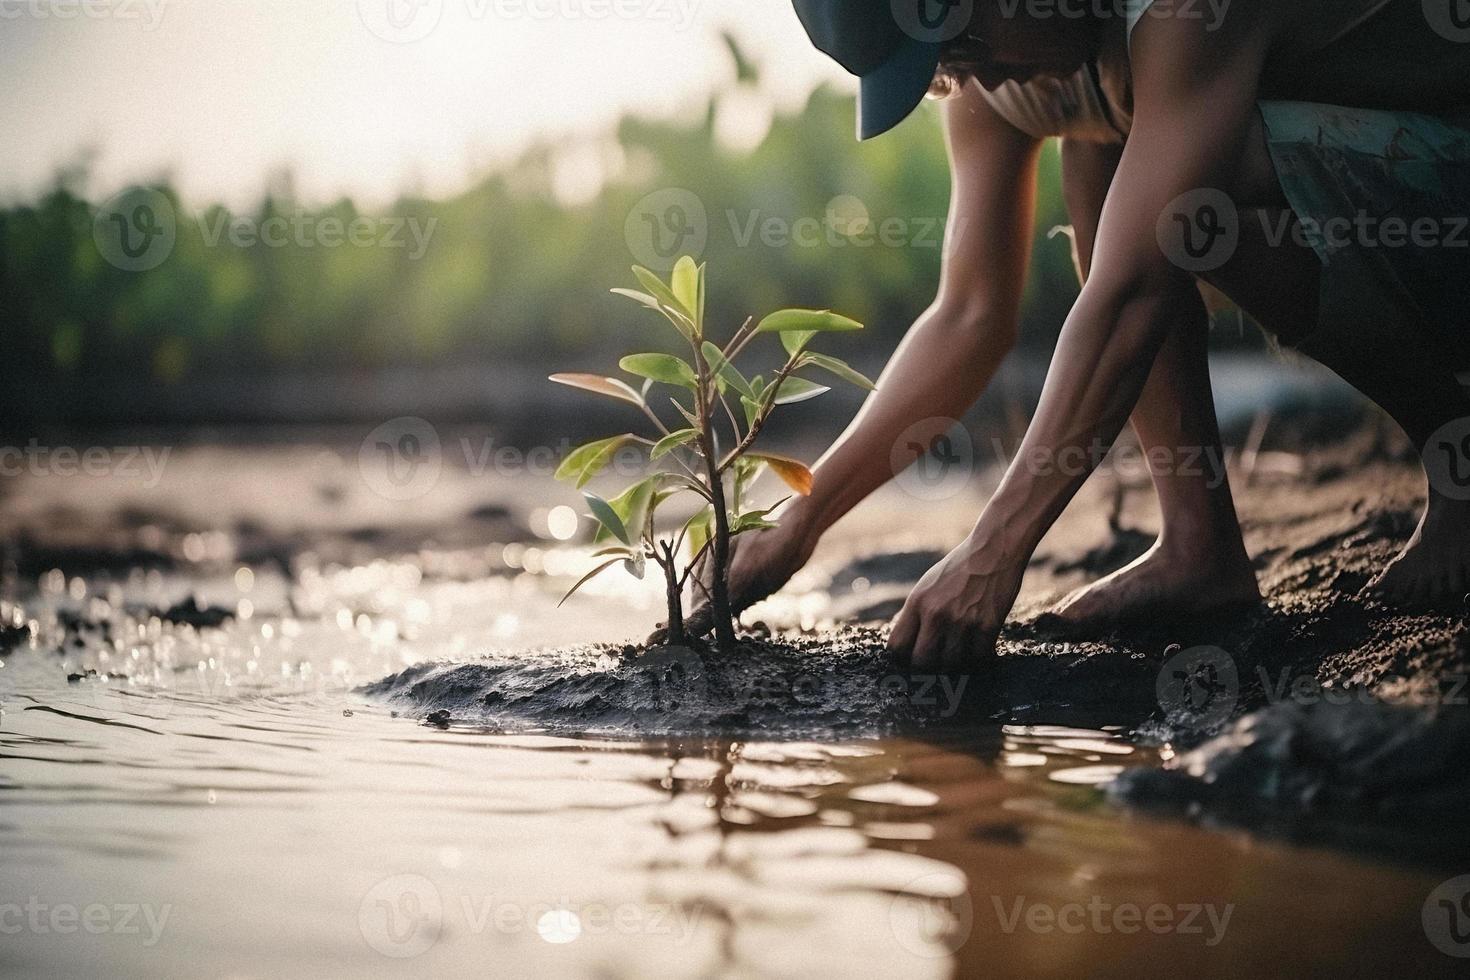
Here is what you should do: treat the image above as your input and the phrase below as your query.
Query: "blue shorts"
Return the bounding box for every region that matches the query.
[1260,101,1470,365]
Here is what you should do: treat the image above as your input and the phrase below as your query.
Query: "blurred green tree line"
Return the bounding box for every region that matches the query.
[1,54,1090,399]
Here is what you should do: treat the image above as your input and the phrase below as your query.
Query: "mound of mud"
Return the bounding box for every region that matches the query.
[1108,699,1470,863]
[359,624,1201,737]
[360,632,951,738]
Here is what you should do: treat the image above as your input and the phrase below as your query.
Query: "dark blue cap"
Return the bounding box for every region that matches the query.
[793,1,957,140]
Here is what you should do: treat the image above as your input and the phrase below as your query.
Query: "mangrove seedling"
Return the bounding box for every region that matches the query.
[550,255,873,650]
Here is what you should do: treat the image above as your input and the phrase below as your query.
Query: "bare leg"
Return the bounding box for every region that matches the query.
[1050,140,1258,629]
[1194,116,1470,605]
[1299,309,1470,603]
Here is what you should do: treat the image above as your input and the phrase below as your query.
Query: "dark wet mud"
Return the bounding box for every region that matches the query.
[7,424,1468,868]
[356,426,1470,872]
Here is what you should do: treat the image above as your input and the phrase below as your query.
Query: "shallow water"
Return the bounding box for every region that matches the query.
[3,547,1464,980]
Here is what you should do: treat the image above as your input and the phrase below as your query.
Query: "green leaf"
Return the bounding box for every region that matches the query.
[684,506,713,561]
[801,352,877,390]
[620,352,697,388]
[631,266,687,315]
[702,341,754,399]
[769,376,830,405]
[626,268,693,340]
[624,552,646,580]
[584,492,632,546]
[631,266,696,339]
[558,558,624,607]
[651,427,700,459]
[696,262,707,336]
[731,501,784,535]
[738,376,769,427]
[740,395,762,429]
[548,373,645,406]
[592,478,656,545]
[733,455,760,502]
[609,287,661,312]
[554,434,636,487]
[671,256,700,334]
[755,308,863,337]
[782,330,816,357]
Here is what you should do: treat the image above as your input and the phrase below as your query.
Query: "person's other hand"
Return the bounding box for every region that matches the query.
[886,538,1024,671]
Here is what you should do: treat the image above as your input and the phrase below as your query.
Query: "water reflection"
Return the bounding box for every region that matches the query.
[1,534,1462,978]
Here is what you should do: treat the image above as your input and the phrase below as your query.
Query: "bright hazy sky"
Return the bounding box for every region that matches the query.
[0,0,851,207]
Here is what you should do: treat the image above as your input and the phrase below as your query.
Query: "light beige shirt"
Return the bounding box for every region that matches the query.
[978,66,1132,143]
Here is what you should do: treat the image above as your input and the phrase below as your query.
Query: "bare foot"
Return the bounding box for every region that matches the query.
[1044,537,1261,633]
[649,518,818,643]
[1367,494,1470,607]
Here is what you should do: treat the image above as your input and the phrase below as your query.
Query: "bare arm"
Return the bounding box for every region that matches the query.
[786,87,1042,539]
[890,5,1278,666]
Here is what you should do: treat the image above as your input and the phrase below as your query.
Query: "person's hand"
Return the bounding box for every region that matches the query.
[887,536,1025,671]
[647,515,820,644]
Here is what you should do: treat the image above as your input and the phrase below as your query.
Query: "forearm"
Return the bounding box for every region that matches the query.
[968,280,1190,565]
[787,303,1016,536]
